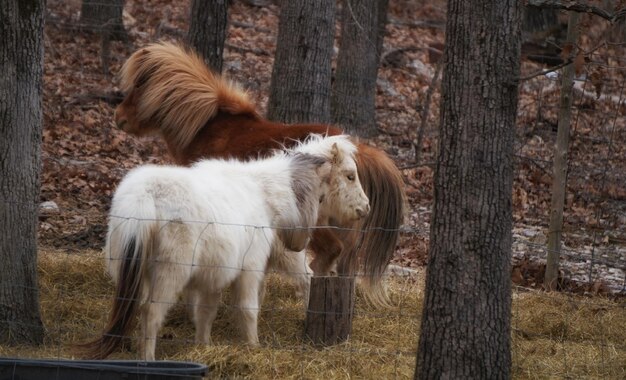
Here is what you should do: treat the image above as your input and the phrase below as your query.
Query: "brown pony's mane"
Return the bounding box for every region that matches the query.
[118,41,259,150]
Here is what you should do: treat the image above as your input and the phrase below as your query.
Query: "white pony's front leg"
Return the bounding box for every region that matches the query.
[231,271,263,346]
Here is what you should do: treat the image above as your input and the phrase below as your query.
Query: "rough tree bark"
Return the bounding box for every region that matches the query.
[188,0,229,73]
[81,0,127,40]
[415,0,521,378]
[331,0,388,138]
[0,0,46,345]
[266,0,335,124]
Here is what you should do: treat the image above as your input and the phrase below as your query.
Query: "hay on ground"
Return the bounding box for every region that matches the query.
[0,249,623,379]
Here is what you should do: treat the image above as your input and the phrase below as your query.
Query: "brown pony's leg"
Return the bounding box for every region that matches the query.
[308,228,344,276]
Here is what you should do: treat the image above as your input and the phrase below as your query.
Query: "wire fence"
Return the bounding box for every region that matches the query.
[1,0,626,379]
[510,10,626,295]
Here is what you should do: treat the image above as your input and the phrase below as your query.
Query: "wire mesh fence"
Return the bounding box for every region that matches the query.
[1,0,626,379]
[511,7,626,295]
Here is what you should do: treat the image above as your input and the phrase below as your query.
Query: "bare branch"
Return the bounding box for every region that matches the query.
[525,0,625,23]
[519,38,608,82]
[518,58,573,81]
[387,16,445,29]
[231,21,273,34]
[225,43,271,56]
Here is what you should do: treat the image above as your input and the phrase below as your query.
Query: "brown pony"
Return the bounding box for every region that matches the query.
[113,42,405,306]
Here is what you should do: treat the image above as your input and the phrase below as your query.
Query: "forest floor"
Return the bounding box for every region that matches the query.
[40,0,626,294]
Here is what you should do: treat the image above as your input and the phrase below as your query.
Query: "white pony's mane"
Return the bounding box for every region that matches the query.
[188,133,357,168]
[191,151,288,172]
[283,134,357,159]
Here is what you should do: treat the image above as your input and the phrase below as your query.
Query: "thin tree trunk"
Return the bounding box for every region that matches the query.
[415,0,521,378]
[522,6,558,34]
[188,0,229,73]
[414,61,441,166]
[376,0,389,57]
[81,0,127,40]
[544,12,580,291]
[0,0,46,345]
[332,0,387,138]
[267,0,335,124]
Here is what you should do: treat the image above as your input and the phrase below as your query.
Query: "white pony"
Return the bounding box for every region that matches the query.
[82,134,369,361]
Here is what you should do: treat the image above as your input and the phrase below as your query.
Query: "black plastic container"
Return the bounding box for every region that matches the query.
[0,357,207,380]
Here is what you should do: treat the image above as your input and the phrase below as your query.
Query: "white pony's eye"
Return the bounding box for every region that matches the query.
[347,173,355,181]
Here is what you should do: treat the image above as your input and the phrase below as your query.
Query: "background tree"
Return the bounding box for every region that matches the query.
[523,6,558,34]
[266,0,335,124]
[331,0,388,138]
[188,0,229,72]
[0,0,46,345]
[415,0,521,378]
[521,6,564,65]
[376,0,389,57]
[81,0,127,40]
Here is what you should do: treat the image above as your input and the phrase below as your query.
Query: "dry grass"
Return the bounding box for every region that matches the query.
[0,249,623,379]
[512,291,626,379]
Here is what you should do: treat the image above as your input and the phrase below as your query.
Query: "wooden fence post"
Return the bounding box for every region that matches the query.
[304,276,355,346]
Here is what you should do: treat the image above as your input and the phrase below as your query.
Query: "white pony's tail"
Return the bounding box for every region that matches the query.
[78,193,158,359]
[104,194,158,283]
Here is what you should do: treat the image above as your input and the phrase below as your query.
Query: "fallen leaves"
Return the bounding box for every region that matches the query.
[38,0,626,287]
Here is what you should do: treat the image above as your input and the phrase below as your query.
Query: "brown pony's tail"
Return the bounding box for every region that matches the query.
[77,237,146,359]
[338,143,406,307]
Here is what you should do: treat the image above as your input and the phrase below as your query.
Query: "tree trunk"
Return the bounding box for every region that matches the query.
[81,0,127,40]
[0,0,46,345]
[603,0,626,43]
[331,0,387,138]
[266,0,335,124]
[522,6,558,34]
[415,0,521,378]
[376,0,389,57]
[188,0,229,73]
[544,12,580,291]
